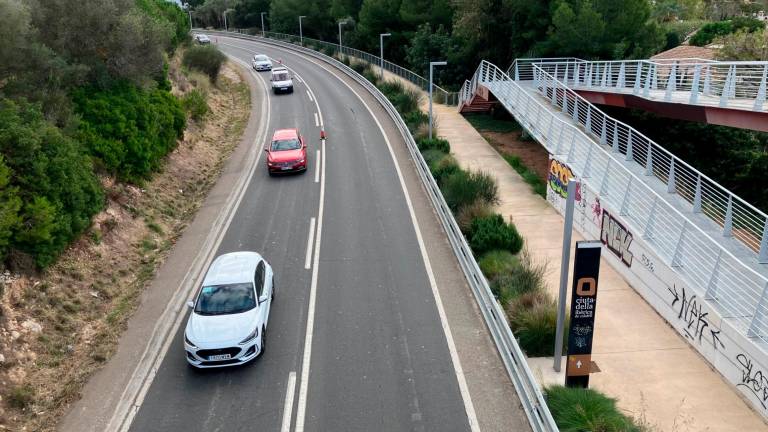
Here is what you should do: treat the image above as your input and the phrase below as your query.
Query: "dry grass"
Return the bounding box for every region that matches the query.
[0,56,250,431]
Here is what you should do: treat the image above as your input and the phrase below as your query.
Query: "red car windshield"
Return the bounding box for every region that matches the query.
[271,138,301,151]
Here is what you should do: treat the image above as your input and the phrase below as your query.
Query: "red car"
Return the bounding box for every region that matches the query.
[266,128,307,174]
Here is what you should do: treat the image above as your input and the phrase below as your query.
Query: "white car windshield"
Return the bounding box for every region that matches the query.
[271,138,301,151]
[194,283,256,315]
[255,55,268,62]
[273,72,289,81]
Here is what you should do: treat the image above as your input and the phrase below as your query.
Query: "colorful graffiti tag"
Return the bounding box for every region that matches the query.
[549,159,575,198]
[600,210,633,267]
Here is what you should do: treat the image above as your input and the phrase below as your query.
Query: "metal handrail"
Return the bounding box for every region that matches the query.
[227,28,459,105]
[460,59,768,344]
[210,30,558,431]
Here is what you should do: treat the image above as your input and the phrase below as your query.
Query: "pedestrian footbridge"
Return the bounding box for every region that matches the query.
[459,59,768,415]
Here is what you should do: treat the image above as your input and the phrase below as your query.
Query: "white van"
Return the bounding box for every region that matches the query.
[270,67,293,94]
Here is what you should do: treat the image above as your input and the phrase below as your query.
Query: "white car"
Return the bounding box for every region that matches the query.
[271,67,293,94]
[252,54,272,71]
[195,34,211,45]
[184,251,274,368]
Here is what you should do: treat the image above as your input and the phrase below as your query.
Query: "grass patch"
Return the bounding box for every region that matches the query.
[466,214,523,256]
[7,385,34,409]
[546,385,644,432]
[442,170,499,212]
[507,292,561,356]
[478,250,518,281]
[464,113,522,133]
[503,154,546,198]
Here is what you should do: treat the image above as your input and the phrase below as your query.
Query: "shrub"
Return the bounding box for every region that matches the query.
[442,170,499,212]
[491,248,547,300]
[546,385,643,432]
[73,81,186,183]
[422,149,447,167]
[430,155,460,185]
[690,18,764,46]
[404,110,429,133]
[507,293,559,357]
[417,137,450,154]
[7,384,34,409]
[182,45,227,82]
[456,200,494,233]
[479,250,518,281]
[362,67,379,85]
[467,214,523,256]
[182,89,209,121]
[350,61,367,74]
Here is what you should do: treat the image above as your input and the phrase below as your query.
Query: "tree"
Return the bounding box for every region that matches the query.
[405,23,472,86]
[717,29,768,61]
[233,0,270,28]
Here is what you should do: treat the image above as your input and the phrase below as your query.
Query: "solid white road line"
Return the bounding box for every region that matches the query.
[110,55,273,432]
[307,90,314,102]
[314,150,320,183]
[280,372,297,432]
[305,59,482,432]
[314,112,319,127]
[304,217,316,270]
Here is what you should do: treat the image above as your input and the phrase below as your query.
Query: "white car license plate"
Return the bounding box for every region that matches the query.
[208,354,231,361]
[281,166,291,170]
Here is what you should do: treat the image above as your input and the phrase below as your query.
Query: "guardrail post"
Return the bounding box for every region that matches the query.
[585,105,592,134]
[618,62,626,88]
[586,64,594,87]
[633,62,643,94]
[643,197,658,239]
[514,62,520,81]
[564,63,570,86]
[667,161,676,193]
[754,65,767,112]
[671,221,687,267]
[572,98,579,122]
[705,249,723,300]
[601,63,609,89]
[556,126,566,154]
[612,122,620,153]
[599,160,611,195]
[720,65,735,107]
[600,117,607,145]
[703,65,712,96]
[620,177,633,215]
[550,82,558,106]
[747,281,768,339]
[759,219,768,264]
[643,63,653,97]
[665,62,677,102]
[651,63,658,90]
[626,129,633,161]
[567,132,577,163]
[693,174,703,213]
[645,145,653,175]
[690,64,702,104]
[723,195,734,237]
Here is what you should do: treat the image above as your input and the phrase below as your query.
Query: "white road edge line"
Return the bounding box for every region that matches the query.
[304,217,316,270]
[306,90,313,102]
[314,150,320,183]
[314,112,319,127]
[306,58,481,432]
[109,55,273,432]
[280,372,298,432]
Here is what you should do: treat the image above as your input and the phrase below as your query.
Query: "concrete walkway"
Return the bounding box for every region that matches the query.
[401,81,768,430]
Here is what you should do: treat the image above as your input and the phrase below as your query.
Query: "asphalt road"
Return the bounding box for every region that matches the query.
[128,37,472,432]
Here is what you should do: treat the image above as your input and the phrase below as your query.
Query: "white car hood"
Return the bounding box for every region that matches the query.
[186,307,258,346]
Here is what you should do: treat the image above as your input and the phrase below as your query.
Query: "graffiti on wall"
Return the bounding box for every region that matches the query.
[549,159,576,199]
[600,210,633,267]
[737,353,768,410]
[668,284,725,350]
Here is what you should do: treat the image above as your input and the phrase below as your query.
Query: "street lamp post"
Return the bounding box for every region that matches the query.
[299,15,306,45]
[338,20,347,55]
[223,10,228,32]
[379,33,391,81]
[183,3,192,29]
[261,12,267,37]
[429,61,447,140]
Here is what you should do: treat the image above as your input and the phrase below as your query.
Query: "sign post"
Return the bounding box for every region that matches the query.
[565,240,602,388]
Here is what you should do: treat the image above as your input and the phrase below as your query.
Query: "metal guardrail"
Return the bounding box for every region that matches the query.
[226,28,459,106]
[460,60,768,343]
[209,31,558,432]
[511,58,768,112]
[508,59,768,264]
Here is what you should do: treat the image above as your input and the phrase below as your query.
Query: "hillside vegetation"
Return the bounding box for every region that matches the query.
[0,0,190,268]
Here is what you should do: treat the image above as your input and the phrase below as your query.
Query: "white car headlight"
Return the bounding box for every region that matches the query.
[239,327,259,345]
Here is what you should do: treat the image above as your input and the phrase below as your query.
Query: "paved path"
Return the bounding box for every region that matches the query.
[407,79,768,430]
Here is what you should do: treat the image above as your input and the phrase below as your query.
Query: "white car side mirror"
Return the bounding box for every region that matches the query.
[187,301,194,309]
[258,295,268,304]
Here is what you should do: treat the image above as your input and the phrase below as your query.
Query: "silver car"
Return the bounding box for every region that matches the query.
[183,251,275,368]
[195,34,211,45]
[252,54,272,71]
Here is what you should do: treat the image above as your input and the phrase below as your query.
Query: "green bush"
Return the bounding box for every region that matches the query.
[403,110,429,133]
[363,67,380,85]
[417,137,450,154]
[430,155,460,185]
[546,385,643,432]
[467,214,523,256]
[479,250,518,281]
[442,170,499,212]
[456,200,493,233]
[350,61,367,74]
[491,249,547,300]
[182,45,227,82]
[73,81,186,183]
[690,18,764,46]
[182,89,209,121]
[0,100,104,267]
[507,292,559,356]
[6,384,34,409]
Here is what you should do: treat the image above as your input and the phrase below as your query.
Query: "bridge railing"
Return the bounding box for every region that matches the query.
[513,58,768,112]
[464,59,768,343]
[230,28,459,105]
